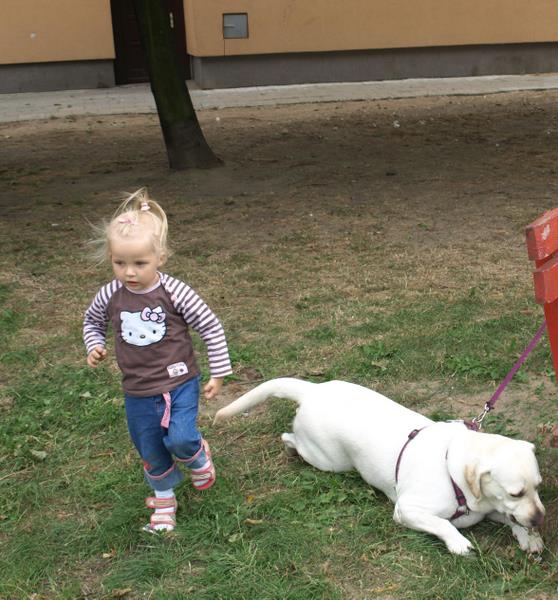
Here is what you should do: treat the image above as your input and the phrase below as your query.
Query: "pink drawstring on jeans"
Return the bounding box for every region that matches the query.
[161,392,171,428]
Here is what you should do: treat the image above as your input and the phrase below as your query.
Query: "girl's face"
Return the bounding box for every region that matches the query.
[109,235,165,291]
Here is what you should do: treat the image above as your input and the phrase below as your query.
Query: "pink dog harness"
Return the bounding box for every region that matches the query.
[395,426,470,521]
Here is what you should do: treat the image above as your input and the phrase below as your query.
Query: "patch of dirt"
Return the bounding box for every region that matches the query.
[195,362,261,413]
[390,375,558,441]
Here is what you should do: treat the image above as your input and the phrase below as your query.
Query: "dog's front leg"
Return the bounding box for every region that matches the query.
[487,511,544,553]
[394,502,473,555]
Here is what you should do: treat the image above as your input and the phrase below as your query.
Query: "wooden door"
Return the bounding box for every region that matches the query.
[111,0,190,85]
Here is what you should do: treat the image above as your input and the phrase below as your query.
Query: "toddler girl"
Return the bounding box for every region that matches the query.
[83,188,232,533]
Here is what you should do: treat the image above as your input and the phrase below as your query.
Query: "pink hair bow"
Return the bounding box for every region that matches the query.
[118,215,136,224]
[140,201,150,211]
[141,306,166,323]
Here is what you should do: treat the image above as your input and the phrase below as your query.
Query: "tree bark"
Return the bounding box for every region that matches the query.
[133,0,221,170]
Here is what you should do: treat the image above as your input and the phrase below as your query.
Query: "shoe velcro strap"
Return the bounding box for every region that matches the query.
[149,513,176,527]
[145,496,177,510]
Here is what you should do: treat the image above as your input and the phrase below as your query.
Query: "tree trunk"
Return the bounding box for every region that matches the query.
[133,0,221,170]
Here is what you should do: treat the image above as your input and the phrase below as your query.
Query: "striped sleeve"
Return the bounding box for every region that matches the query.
[83,280,121,355]
[162,274,233,378]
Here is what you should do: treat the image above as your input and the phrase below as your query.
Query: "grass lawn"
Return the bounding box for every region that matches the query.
[1,90,558,598]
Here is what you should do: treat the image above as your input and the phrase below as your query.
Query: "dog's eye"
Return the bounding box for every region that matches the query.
[510,490,525,498]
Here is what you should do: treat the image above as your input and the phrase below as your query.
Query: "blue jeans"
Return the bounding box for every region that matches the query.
[125,376,208,491]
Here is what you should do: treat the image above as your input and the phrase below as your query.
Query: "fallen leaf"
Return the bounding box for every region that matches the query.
[56,511,75,520]
[30,450,47,461]
[372,585,400,593]
[112,588,132,598]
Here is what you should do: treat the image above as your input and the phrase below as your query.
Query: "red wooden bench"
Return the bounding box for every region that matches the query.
[525,208,558,447]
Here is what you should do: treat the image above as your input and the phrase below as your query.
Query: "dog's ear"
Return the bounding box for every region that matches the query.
[464,462,491,499]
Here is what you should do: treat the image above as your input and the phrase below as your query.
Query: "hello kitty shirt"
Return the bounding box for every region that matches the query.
[83,273,232,396]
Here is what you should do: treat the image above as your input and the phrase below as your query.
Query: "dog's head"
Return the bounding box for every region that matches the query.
[464,437,545,529]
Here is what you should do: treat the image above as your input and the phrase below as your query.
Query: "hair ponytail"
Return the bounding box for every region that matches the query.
[88,188,171,264]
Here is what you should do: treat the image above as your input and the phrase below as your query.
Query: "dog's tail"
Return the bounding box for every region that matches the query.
[214,378,315,424]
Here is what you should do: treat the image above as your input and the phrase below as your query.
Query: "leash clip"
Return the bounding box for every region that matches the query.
[471,403,491,430]
[470,321,546,431]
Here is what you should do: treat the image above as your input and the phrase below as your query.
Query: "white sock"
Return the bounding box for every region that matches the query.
[154,488,175,514]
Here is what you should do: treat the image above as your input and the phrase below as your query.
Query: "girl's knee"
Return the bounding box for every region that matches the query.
[164,431,201,459]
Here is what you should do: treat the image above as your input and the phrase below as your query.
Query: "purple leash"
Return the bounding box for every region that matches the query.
[471,321,547,429]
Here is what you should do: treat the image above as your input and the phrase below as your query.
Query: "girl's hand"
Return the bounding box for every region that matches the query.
[87,346,107,368]
[204,377,224,400]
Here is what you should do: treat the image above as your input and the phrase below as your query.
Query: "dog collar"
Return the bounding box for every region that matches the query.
[395,426,471,521]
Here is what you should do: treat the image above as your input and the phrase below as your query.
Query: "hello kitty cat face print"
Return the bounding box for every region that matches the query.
[120,306,167,346]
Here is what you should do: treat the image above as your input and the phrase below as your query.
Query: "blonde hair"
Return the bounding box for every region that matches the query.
[89,188,171,263]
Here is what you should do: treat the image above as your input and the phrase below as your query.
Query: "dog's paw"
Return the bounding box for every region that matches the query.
[281,433,298,456]
[513,526,544,553]
[283,445,299,457]
[446,535,473,555]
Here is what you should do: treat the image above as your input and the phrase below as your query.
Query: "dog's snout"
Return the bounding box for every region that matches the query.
[531,510,545,528]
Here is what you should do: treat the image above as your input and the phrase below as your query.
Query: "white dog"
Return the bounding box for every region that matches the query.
[214,378,545,555]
